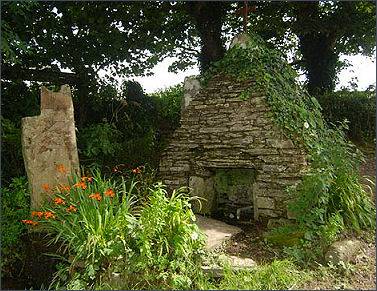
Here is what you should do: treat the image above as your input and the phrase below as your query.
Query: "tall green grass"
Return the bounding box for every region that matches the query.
[201,259,310,290]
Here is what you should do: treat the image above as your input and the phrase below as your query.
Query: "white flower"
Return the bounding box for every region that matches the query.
[304,122,309,129]
[191,231,199,240]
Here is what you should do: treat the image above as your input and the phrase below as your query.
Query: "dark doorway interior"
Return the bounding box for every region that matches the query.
[211,168,256,222]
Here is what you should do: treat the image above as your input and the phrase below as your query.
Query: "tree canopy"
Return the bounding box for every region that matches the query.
[1,1,197,125]
[1,2,197,83]
[227,1,376,94]
[1,1,375,100]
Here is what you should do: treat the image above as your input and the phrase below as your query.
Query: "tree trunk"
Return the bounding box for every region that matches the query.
[295,2,338,96]
[186,1,229,73]
[73,70,96,129]
[299,33,338,96]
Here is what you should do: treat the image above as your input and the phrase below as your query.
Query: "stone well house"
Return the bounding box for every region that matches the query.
[158,72,308,221]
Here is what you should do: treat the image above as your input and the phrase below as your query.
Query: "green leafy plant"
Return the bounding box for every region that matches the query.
[78,123,122,158]
[121,127,159,166]
[115,183,206,290]
[1,1,38,63]
[24,171,134,289]
[149,84,185,164]
[283,243,323,267]
[78,81,163,170]
[1,176,30,277]
[1,117,26,183]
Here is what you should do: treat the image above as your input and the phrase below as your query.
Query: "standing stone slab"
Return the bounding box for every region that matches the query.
[182,75,201,110]
[22,85,79,208]
[189,176,215,214]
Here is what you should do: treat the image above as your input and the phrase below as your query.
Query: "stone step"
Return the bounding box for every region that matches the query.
[202,254,257,278]
[194,215,256,277]
[195,214,242,251]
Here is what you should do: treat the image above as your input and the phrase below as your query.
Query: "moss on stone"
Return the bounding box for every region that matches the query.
[264,231,304,247]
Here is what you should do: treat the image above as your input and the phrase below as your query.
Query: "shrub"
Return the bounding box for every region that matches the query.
[1,81,40,183]
[78,81,163,170]
[0,80,165,181]
[0,81,40,124]
[150,84,184,131]
[317,89,376,143]
[1,118,25,184]
[286,122,376,255]
[149,84,184,163]
[1,176,30,277]
[120,127,159,166]
[77,122,123,169]
[24,171,205,290]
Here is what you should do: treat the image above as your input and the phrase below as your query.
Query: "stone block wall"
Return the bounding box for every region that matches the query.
[159,74,308,220]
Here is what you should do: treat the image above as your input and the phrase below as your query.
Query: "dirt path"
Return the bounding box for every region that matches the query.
[359,148,376,202]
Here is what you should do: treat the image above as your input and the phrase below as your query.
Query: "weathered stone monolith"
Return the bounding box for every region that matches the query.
[182,75,201,110]
[21,85,80,208]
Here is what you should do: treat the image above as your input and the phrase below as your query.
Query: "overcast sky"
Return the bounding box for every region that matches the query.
[131,54,376,94]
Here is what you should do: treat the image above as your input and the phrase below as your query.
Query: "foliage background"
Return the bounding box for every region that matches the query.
[1,1,375,289]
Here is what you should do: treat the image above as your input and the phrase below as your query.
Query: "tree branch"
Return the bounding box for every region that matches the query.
[288,59,305,67]
[174,44,200,55]
[1,64,78,84]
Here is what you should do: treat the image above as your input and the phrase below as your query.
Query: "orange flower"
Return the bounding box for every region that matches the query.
[73,181,87,190]
[81,176,93,183]
[56,164,67,174]
[132,167,141,174]
[42,183,51,192]
[54,197,65,205]
[22,219,38,226]
[89,192,102,202]
[66,205,77,213]
[104,188,115,198]
[31,211,44,219]
[59,185,71,192]
[44,211,55,219]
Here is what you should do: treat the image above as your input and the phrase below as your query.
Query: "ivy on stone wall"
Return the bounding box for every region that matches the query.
[203,33,375,245]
